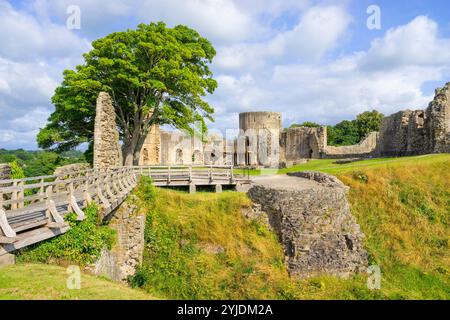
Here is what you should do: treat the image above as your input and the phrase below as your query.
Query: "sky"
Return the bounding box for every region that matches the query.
[1,0,450,150]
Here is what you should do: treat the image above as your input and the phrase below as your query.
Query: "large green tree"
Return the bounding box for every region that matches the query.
[38,22,218,165]
[355,110,384,140]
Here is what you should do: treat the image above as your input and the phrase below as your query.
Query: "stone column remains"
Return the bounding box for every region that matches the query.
[93,92,122,169]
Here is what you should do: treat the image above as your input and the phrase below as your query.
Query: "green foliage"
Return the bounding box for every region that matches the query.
[327,110,383,146]
[135,176,156,202]
[38,21,218,164]
[0,149,86,177]
[355,110,384,140]
[17,204,115,266]
[9,161,24,179]
[130,155,449,300]
[289,121,321,128]
[352,171,369,183]
[327,120,360,146]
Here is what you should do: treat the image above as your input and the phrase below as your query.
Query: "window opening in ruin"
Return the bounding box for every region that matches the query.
[143,148,149,162]
[176,149,183,164]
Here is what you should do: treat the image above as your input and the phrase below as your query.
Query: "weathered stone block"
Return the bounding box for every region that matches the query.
[0,253,15,268]
[247,172,367,278]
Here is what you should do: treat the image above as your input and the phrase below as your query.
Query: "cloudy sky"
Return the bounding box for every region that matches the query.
[1,0,450,149]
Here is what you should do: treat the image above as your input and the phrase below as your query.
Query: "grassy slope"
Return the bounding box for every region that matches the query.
[0,264,155,300]
[134,154,449,299]
[1,154,448,300]
[235,153,450,175]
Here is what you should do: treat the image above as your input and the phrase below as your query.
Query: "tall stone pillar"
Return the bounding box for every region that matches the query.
[93,92,122,169]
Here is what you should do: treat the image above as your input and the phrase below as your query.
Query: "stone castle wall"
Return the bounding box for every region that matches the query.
[93,92,122,169]
[238,112,282,167]
[322,131,379,159]
[280,127,324,165]
[377,83,450,156]
[137,83,450,167]
[247,172,368,278]
[139,124,161,166]
[90,197,145,282]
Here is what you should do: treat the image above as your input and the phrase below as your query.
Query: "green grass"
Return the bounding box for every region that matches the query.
[235,153,450,175]
[0,263,156,300]
[2,154,448,300]
[132,154,450,299]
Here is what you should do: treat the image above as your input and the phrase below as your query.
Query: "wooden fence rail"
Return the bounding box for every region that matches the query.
[0,167,137,254]
[0,165,242,256]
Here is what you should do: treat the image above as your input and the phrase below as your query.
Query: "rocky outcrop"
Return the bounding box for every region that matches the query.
[90,197,145,282]
[54,163,90,177]
[247,173,367,278]
[0,164,11,181]
[93,92,122,169]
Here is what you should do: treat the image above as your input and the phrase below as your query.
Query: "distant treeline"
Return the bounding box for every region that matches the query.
[289,110,384,146]
[0,149,86,178]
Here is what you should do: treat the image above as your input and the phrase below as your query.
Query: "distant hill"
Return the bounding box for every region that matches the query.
[0,149,87,177]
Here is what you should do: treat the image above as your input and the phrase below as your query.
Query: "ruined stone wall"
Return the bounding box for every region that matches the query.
[159,130,192,165]
[138,124,161,166]
[93,92,122,169]
[376,83,450,156]
[0,164,11,180]
[281,127,324,165]
[91,197,145,282]
[247,172,367,278]
[322,132,379,159]
[427,83,450,153]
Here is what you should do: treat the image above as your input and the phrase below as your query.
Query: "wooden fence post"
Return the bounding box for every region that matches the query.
[17,181,24,209]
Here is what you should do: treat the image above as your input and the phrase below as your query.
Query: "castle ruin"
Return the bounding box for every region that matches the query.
[138,82,450,168]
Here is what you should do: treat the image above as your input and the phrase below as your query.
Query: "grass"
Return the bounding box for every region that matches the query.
[235,153,450,175]
[2,154,448,300]
[132,154,450,299]
[0,263,156,300]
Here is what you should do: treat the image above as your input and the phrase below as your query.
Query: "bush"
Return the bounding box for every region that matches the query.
[17,204,116,266]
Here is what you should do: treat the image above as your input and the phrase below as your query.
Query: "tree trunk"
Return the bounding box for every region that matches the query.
[122,127,141,166]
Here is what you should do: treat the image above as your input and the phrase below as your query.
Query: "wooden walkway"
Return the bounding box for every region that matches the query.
[0,165,243,256]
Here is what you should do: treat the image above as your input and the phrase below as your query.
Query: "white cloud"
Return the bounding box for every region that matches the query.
[360,16,450,71]
[214,5,352,72]
[209,15,450,132]
[0,0,90,62]
[2,1,450,150]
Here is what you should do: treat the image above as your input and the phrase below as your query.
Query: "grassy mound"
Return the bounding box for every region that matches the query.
[0,263,155,300]
[132,154,449,300]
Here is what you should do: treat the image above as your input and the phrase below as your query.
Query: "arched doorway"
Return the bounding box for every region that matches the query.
[192,150,203,164]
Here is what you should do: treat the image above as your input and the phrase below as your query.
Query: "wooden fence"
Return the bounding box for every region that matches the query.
[0,167,136,253]
[0,165,243,255]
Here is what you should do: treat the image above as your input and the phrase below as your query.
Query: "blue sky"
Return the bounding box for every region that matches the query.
[1,0,450,149]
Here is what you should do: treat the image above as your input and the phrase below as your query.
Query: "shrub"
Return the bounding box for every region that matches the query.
[17,204,116,266]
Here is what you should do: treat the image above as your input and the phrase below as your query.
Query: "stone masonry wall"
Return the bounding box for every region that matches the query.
[377,83,450,156]
[91,197,145,282]
[93,92,122,169]
[427,82,450,153]
[322,132,379,159]
[247,172,367,278]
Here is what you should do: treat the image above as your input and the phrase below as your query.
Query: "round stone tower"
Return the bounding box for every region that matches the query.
[238,112,282,167]
[239,111,282,132]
